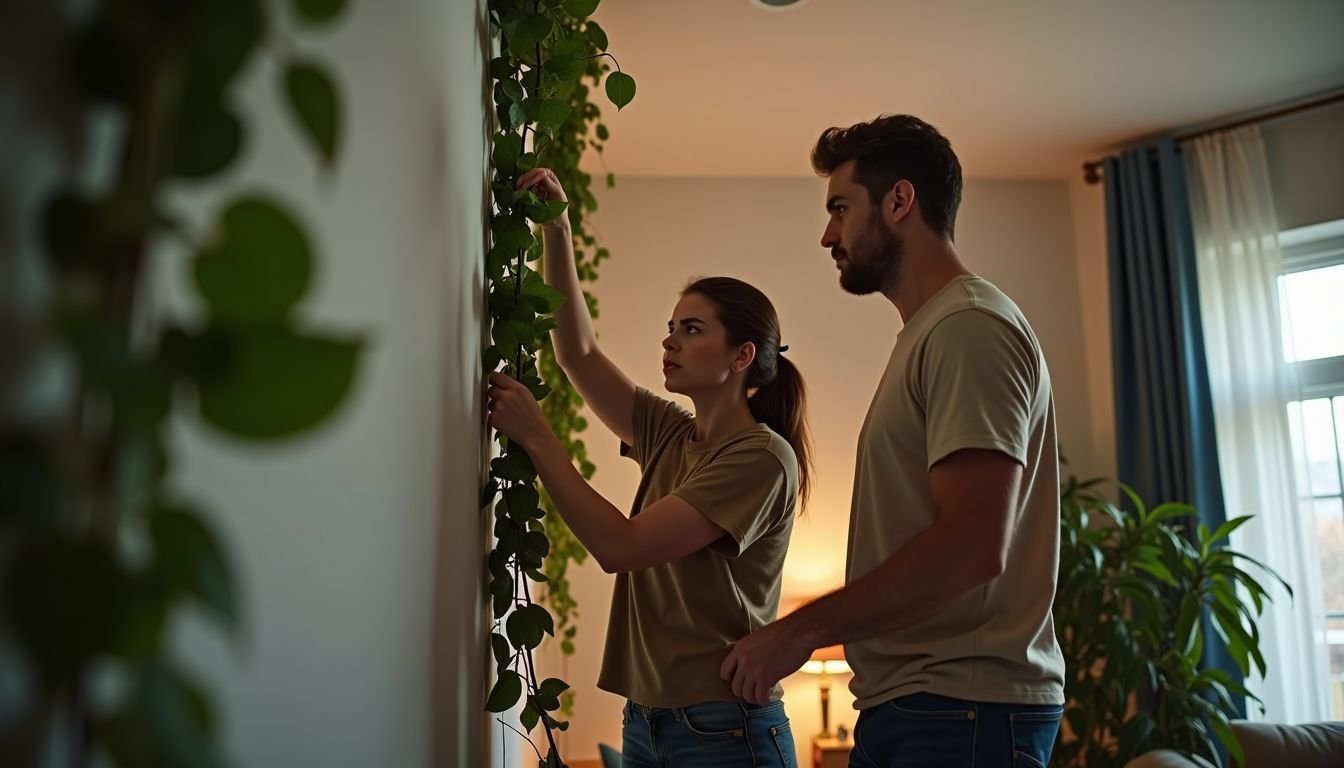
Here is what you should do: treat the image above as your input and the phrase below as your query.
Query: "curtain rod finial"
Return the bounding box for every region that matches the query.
[1083,160,1103,185]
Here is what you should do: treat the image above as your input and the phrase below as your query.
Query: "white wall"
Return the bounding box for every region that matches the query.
[1068,175,1116,482]
[538,174,1095,761]
[1263,102,1344,231]
[156,1,492,766]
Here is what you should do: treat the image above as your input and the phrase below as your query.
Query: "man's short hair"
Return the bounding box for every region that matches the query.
[811,114,963,240]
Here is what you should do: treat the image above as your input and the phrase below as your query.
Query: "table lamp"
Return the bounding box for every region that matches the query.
[801,644,850,737]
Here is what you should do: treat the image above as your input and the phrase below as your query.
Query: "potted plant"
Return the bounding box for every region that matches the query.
[1052,474,1291,767]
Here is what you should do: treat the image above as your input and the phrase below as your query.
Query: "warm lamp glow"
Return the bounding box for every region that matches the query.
[801,659,851,675]
[799,640,850,736]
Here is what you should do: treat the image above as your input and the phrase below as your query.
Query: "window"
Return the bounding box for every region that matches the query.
[1278,218,1344,718]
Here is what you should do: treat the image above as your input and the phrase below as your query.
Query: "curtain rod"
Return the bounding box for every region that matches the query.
[1081,87,1344,184]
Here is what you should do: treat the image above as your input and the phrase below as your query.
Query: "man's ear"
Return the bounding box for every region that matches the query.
[732,341,757,374]
[888,179,917,224]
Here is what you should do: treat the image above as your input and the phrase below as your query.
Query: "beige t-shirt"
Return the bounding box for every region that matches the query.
[845,275,1066,708]
[597,387,798,708]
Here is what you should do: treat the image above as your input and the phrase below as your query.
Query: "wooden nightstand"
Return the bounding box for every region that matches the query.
[811,735,851,768]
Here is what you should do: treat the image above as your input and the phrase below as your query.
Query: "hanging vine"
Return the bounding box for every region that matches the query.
[1,0,358,766]
[481,0,634,763]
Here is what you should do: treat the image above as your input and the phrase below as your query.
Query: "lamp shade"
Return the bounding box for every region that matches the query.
[801,644,850,675]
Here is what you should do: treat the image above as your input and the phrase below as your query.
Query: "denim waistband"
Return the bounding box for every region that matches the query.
[625,698,783,720]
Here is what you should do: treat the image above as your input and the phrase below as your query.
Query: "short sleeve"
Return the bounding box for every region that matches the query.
[619,387,693,469]
[670,447,792,558]
[920,309,1037,468]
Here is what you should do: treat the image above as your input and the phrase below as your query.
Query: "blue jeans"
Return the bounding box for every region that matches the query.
[849,692,1061,768]
[621,698,797,767]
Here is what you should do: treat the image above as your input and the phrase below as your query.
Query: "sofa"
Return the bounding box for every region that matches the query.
[1125,720,1344,767]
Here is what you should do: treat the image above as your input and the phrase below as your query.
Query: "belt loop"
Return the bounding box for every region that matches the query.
[740,702,757,763]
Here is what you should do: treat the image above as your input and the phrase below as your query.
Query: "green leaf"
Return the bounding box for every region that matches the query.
[524,199,569,225]
[493,592,512,619]
[98,660,223,768]
[485,669,523,712]
[506,101,526,129]
[520,701,540,732]
[283,59,342,168]
[197,327,362,440]
[480,478,501,507]
[142,661,223,768]
[524,530,551,559]
[511,14,553,51]
[150,505,239,631]
[483,345,504,373]
[504,484,541,520]
[493,132,523,174]
[523,377,553,402]
[491,451,536,482]
[490,56,516,80]
[1148,502,1195,523]
[1209,711,1244,766]
[489,573,514,598]
[538,677,570,698]
[5,530,124,687]
[545,55,588,82]
[194,197,312,324]
[186,0,266,96]
[172,99,244,179]
[506,605,546,649]
[563,0,600,18]
[491,632,512,667]
[532,98,572,131]
[595,123,609,141]
[1130,559,1176,586]
[292,0,348,25]
[502,78,525,103]
[585,20,608,52]
[1209,515,1252,546]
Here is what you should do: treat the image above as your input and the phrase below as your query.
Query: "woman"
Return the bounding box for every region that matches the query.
[486,167,813,768]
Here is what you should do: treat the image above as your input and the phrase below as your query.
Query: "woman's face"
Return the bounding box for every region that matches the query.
[661,292,750,395]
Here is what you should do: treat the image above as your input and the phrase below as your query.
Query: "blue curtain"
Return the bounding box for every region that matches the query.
[1103,139,1243,714]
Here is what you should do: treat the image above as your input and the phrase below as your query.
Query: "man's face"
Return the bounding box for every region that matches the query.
[820,160,903,296]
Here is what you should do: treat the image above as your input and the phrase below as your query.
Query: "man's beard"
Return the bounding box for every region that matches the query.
[836,214,903,296]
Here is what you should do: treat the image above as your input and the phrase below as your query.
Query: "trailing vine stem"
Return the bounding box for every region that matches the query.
[482,0,636,763]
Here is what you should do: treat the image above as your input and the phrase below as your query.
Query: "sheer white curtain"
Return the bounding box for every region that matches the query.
[1184,126,1331,723]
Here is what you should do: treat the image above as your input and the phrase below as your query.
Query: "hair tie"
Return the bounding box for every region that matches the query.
[779,344,789,353]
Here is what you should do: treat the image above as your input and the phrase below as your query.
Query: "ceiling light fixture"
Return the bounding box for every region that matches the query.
[751,0,808,11]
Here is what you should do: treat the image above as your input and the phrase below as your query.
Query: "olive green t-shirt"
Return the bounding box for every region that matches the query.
[845,275,1066,709]
[597,387,798,708]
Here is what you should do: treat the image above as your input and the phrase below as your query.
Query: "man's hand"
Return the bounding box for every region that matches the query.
[485,372,554,452]
[720,615,815,705]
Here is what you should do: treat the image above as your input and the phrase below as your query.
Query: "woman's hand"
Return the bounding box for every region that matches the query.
[515,168,569,230]
[486,372,554,452]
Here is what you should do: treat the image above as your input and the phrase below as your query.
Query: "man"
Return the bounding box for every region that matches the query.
[720,115,1065,767]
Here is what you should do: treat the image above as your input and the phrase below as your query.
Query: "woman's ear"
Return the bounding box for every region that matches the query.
[732,341,757,374]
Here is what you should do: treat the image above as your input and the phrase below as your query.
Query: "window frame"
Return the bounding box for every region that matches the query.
[1281,219,1344,398]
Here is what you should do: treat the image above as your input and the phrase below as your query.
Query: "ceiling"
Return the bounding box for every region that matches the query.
[586,0,1344,179]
